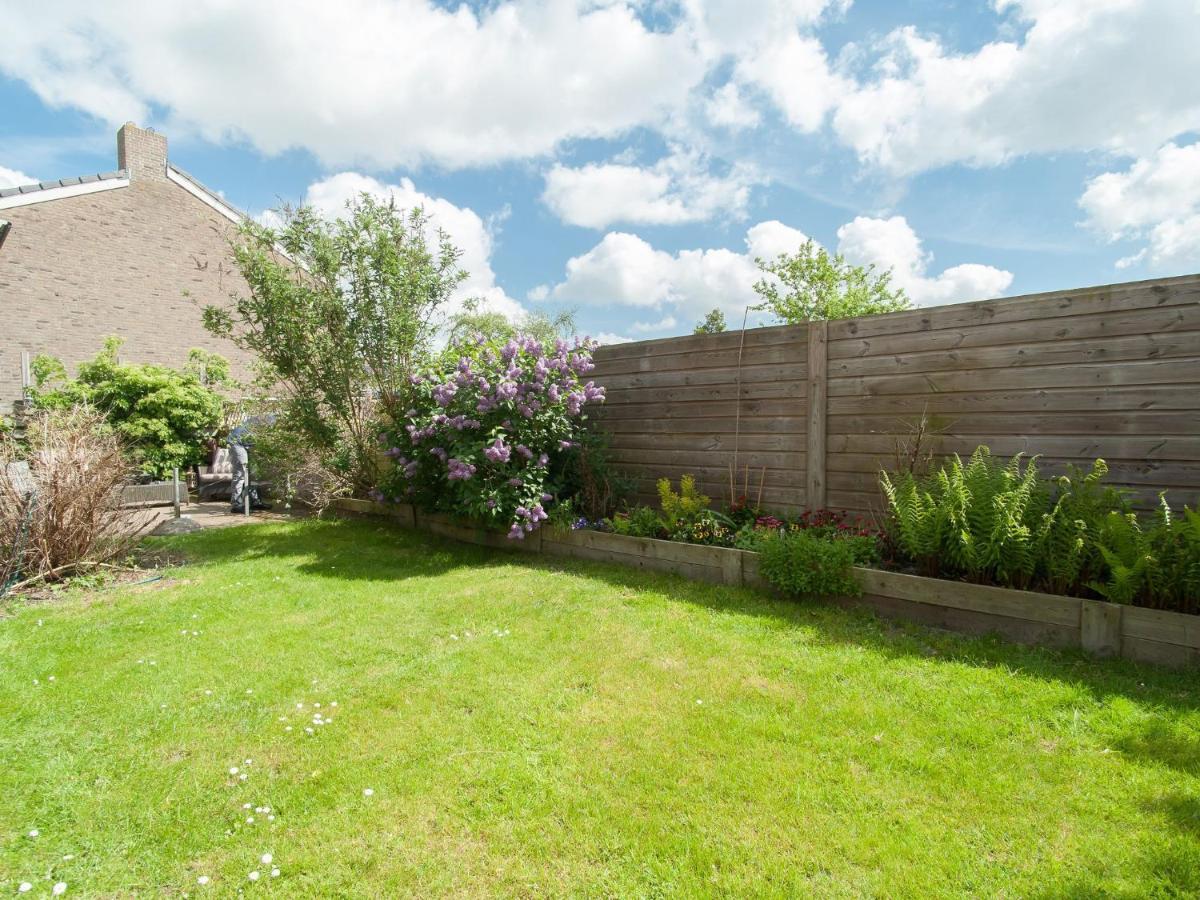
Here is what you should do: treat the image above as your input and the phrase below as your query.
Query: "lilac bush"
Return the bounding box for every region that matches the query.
[375,334,605,538]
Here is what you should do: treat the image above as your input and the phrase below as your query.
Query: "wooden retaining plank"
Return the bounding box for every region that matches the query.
[553,528,736,570]
[842,593,1081,649]
[854,568,1082,628]
[1120,637,1200,668]
[541,537,725,584]
[1121,605,1200,648]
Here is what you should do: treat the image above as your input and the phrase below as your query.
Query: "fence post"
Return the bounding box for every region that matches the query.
[806,321,828,512]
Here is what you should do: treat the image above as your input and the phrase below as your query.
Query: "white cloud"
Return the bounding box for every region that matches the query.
[631,315,678,333]
[0,165,36,189]
[542,147,760,229]
[0,0,707,169]
[543,230,761,323]
[541,215,1010,326]
[736,33,848,132]
[594,332,635,345]
[831,0,1200,175]
[1079,140,1200,268]
[279,172,524,321]
[704,83,761,131]
[836,215,1014,305]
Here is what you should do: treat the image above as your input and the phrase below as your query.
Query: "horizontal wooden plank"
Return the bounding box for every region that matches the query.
[828,412,1199,437]
[828,384,1200,416]
[594,342,806,377]
[830,303,1200,360]
[553,528,741,569]
[1120,636,1200,668]
[827,453,1200,485]
[609,432,804,452]
[855,568,1082,627]
[602,380,803,406]
[825,433,1200,461]
[596,397,803,422]
[607,447,804,470]
[597,362,807,392]
[826,331,1200,379]
[841,593,1081,649]
[828,358,1199,397]
[595,324,809,362]
[604,415,807,435]
[1121,605,1200,648]
[541,538,725,584]
[826,276,1200,342]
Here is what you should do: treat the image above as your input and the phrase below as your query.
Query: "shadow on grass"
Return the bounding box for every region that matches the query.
[155,515,1200,710]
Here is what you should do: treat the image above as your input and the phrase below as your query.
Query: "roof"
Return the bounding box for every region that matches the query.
[164,164,248,225]
[0,170,127,199]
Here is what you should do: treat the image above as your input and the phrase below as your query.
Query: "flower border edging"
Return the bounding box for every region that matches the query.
[332,499,1199,669]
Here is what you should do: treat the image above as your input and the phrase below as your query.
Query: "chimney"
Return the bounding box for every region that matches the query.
[117,122,167,181]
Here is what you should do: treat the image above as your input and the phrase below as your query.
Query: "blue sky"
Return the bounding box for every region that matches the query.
[2,0,1198,342]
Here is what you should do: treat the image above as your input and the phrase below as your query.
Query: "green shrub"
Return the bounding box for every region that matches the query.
[757,530,869,599]
[29,337,224,478]
[610,505,665,539]
[656,475,710,530]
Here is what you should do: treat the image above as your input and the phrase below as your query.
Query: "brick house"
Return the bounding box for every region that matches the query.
[0,123,257,409]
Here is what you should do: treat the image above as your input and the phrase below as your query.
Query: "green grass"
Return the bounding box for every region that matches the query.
[2,517,1199,897]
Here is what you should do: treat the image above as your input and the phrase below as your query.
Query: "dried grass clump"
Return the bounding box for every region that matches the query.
[1,407,145,592]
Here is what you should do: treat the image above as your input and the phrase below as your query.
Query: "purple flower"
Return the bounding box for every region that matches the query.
[557,441,572,451]
[530,504,548,523]
[447,458,477,480]
[541,492,553,503]
[432,382,458,407]
[516,444,534,460]
[507,522,525,540]
[508,478,523,487]
[538,453,549,466]
[486,499,497,509]
[484,437,511,463]
[430,446,448,462]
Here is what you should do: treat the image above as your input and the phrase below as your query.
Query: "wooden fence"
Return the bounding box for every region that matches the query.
[590,273,1200,518]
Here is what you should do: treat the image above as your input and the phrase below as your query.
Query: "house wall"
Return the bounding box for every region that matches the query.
[590,273,1200,518]
[0,124,255,407]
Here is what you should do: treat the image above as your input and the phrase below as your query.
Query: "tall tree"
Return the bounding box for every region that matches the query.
[205,195,466,488]
[753,240,910,323]
[693,308,727,334]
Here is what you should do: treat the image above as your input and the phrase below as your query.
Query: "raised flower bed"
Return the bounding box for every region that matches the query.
[334,498,1199,669]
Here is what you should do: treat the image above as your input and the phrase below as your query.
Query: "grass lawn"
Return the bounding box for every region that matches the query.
[2,517,1198,897]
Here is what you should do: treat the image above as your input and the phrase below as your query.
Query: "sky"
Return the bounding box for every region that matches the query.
[1,0,1198,344]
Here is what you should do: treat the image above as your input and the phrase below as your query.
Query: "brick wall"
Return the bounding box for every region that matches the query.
[0,124,256,407]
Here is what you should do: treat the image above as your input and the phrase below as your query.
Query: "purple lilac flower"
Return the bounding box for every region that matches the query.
[484,437,511,463]
[486,499,497,509]
[538,453,549,466]
[447,458,476,480]
[508,477,523,487]
[529,504,548,523]
[516,444,533,460]
[432,382,458,407]
[547,384,560,402]
[369,488,384,502]
[515,506,529,519]
[541,492,553,503]
[430,446,448,462]
[507,522,525,540]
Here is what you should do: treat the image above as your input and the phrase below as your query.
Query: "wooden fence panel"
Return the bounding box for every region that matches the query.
[591,326,810,513]
[591,274,1200,519]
